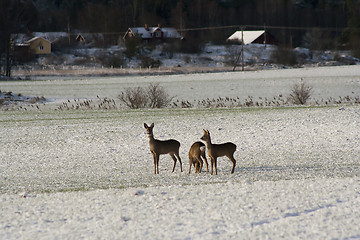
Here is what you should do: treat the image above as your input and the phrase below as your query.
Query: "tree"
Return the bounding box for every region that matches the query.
[0,0,37,77]
[342,0,360,57]
[124,34,143,58]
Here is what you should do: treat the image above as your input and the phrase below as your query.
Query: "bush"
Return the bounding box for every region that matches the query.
[302,28,334,50]
[147,83,173,108]
[118,86,148,109]
[177,37,203,54]
[288,80,312,105]
[124,35,142,58]
[224,45,241,67]
[98,53,124,68]
[140,56,161,68]
[118,83,173,109]
[271,46,297,66]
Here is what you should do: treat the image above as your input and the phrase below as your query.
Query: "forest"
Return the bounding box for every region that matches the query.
[1,0,360,76]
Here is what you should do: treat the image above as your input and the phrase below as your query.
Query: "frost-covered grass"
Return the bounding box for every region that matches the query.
[1,106,359,194]
[1,66,360,239]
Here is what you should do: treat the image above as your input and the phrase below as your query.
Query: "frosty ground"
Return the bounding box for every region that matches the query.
[1,66,360,239]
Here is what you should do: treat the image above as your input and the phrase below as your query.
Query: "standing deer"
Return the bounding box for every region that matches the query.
[144,123,183,174]
[200,129,236,175]
[188,141,209,174]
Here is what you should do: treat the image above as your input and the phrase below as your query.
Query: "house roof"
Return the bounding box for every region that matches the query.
[227,30,265,44]
[12,32,67,44]
[74,33,104,42]
[126,27,181,39]
[26,36,51,44]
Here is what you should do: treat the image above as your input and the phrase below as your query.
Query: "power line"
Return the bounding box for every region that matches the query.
[70,24,358,36]
[178,24,351,32]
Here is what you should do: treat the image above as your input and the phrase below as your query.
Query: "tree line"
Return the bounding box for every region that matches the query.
[1,0,360,76]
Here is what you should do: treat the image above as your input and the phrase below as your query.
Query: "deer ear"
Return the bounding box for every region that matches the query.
[203,129,207,133]
[206,130,210,134]
[144,123,148,128]
[150,123,154,128]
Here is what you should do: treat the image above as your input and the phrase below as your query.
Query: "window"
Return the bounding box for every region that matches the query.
[39,45,44,51]
[155,31,161,38]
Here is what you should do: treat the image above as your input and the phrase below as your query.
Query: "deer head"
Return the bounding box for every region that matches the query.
[200,129,210,141]
[144,123,154,136]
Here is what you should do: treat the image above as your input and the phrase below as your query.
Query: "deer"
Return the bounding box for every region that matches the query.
[188,141,209,174]
[200,129,236,175]
[144,123,183,174]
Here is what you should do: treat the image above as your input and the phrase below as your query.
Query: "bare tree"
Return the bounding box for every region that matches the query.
[225,45,242,70]
[288,79,313,105]
[118,83,174,109]
[0,0,37,78]
[118,86,148,109]
[146,83,173,108]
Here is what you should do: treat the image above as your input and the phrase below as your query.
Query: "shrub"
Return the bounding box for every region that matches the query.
[118,86,148,109]
[302,28,334,50]
[177,37,203,54]
[118,83,173,109]
[147,83,173,108]
[140,56,161,68]
[124,35,142,58]
[288,80,313,105]
[98,53,124,68]
[271,46,297,66]
[224,45,241,67]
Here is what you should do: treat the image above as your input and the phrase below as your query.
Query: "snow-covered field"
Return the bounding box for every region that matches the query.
[1,66,360,239]
[5,65,360,107]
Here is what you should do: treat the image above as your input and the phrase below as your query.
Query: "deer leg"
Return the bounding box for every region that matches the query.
[227,154,236,174]
[215,158,218,175]
[209,156,215,175]
[194,161,199,173]
[195,156,203,173]
[194,159,201,173]
[202,152,209,173]
[152,152,158,174]
[170,153,177,173]
[156,155,160,174]
[175,152,183,172]
[188,158,193,174]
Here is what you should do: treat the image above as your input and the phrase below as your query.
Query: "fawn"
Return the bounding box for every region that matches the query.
[144,123,183,174]
[200,129,236,175]
[188,141,209,174]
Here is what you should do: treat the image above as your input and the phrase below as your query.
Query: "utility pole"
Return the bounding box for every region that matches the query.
[241,27,244,71]
[233,26,245,72]
[264,23,267,49]
[67,17,71,45]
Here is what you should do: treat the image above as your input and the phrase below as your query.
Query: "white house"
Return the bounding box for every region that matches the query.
[227,30,278,45]
[123,24,182,41]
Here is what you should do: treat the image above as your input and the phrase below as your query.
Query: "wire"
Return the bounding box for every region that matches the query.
[69,24,359,36]
[177,24,354,32]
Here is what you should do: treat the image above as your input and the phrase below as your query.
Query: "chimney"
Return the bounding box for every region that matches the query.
[157,24,161,28]
[145,24,149,31]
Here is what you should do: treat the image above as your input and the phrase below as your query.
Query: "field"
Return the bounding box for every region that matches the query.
[1,65,360,239]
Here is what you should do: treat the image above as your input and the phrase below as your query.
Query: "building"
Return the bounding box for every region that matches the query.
[123,24,182,42]
[227,30,278,45]
[26,37,51,55]
[12,32,70,55]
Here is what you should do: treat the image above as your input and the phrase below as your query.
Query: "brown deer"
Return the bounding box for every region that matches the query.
[200,129,236,175]
[144,123,183,174]
[188,141,209,174]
